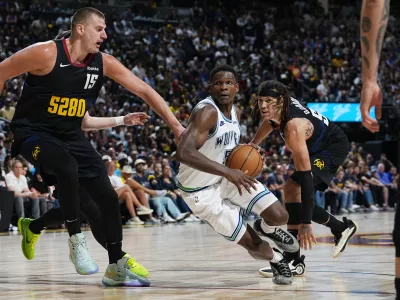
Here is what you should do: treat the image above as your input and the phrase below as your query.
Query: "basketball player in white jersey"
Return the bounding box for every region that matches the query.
[176,65,299,285]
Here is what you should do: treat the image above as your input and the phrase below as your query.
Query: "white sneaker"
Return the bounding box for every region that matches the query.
[69,233,99,275]
[126,217,144,225]
[163,214,176,223]
[340,208,348,214]
[347,208,355,213]
[9,224,18,231]
[351,204,360,210]
[136,206,153,215]
[370,205,379,211]
[175,212,191,222]
[186,215,201,222]
[155,190,168,197]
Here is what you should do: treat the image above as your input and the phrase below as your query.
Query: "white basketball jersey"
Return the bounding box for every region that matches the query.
[178,97,240,192]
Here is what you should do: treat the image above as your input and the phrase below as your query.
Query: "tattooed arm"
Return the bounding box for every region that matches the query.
[359,0,390,133]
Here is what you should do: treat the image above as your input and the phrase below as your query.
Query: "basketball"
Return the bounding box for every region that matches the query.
[225,144,263,178]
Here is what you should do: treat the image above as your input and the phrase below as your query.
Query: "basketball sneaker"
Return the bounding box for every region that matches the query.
[124,254,150,278]
[68,233,99,275]
[269,249,293,285]
[18,218,40,260]
[253,219,299,253]
[331,217,358,258]
[259,254,306,278]
[102,255,151,287]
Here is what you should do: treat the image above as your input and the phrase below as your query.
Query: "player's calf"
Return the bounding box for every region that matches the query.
[254,201,300,253]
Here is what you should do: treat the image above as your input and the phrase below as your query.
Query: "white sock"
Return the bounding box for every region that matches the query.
[270,250,283,263]
[261,219,277,234]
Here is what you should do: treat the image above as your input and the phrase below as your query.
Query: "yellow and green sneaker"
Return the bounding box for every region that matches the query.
[124,254,149,278]
[18,218,40,260]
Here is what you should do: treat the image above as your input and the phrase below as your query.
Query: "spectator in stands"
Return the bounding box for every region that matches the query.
[29,173,51,213]
[158,163,200,222]
[132,161,190,223]
[332,170,350,214]
[0,99,15,121]
[5,160,46,219]
[107,161,153,225]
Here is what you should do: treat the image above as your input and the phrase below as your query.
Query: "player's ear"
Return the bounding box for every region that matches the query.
[235,82,239,93]
[75,24,85,36]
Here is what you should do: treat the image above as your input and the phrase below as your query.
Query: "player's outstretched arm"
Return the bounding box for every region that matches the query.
[0,42,56,93]
[175,104,257,195]
[81,111,150,131]
[250,120,273,145]
[285,119,317,250]
[102,53,185,139]
[359,0,390,132]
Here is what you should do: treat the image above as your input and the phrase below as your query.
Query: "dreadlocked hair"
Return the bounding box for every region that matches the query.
[253,80,291,122]
[55,30,71,40]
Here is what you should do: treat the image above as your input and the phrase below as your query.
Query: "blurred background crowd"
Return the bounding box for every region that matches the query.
[0,0,399,230]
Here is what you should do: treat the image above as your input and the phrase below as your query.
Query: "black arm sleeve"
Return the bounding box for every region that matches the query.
[297,170,315,224]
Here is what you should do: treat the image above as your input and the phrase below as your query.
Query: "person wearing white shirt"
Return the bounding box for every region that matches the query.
[5,160,44,218]
[107,161,153,225]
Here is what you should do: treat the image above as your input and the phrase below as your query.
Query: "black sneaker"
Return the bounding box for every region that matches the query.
[331,217,358,258]
[269,249,293,285]
[259,253,306,278]
[254,219,300,253]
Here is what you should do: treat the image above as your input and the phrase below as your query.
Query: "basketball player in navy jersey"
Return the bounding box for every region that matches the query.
[359,1,400,298]
[0,7,184,287]
[251,80,358,277]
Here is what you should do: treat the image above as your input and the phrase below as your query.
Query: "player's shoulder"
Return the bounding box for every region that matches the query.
[25,41,57,58]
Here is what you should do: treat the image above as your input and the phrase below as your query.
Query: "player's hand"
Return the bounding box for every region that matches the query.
[248,142,266,164]
[298,223,317,250]
[224,168,257,196]
[123,112,150,126]
[360,80,382,133]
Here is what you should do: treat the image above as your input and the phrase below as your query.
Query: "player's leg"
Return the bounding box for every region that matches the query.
[180,185,292,285]
[19,135,82,237]
[80,172,150,287]
[220,178,298,252]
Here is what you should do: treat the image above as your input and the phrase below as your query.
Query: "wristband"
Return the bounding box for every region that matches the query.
[115,116,125,126]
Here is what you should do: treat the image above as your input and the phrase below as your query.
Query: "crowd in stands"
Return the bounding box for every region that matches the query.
[0,0,399,231]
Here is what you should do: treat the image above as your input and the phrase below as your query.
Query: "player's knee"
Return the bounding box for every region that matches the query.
[54,155,78,177]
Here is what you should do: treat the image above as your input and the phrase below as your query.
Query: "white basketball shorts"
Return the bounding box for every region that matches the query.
[180,178,278,243]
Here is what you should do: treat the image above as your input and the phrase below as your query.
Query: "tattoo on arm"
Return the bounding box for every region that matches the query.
[376,24,387,57]
[382,0,390,21]
[361,17,371,32]
[305,121,313,137]
[360,36,369,52]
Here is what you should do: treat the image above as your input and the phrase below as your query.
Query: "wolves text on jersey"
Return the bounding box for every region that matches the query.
[215,131,239,149]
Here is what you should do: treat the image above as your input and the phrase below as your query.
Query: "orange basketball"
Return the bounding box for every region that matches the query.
[226,144,263,178]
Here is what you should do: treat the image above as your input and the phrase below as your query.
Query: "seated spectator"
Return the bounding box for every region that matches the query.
[107,161,153,225]
[131,161,190,223]
[354,166,379,211]
[5,160,46,219]
[29,173,52,213]
[373,164,394,210]
[331,170,350,214]
[157,163,200,222]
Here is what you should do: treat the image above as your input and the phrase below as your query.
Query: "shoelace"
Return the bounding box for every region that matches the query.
[276,260,292,277]
[271,229,292,243]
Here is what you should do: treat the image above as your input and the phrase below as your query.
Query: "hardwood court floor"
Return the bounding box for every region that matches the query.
[0,212,395,300]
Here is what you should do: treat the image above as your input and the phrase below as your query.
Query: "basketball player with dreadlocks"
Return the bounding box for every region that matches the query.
[251,80,358,277]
